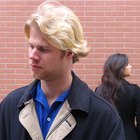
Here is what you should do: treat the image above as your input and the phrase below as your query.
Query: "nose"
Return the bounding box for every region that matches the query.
[29,47,40,60]
[129,64,132,68]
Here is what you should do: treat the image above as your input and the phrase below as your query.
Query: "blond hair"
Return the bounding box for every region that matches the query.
[24,0,89,63]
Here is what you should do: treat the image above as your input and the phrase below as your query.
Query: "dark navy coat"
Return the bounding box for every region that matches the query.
[0,73,126,140]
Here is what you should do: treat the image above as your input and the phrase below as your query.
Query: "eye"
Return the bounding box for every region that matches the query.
[29,44,34,49]
[38,47,45,52]
[38,46,51,53]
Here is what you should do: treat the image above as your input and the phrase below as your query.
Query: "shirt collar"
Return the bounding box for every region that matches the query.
[31,81,69,108]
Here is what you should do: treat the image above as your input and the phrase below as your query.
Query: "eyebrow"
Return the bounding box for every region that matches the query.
[28,42,48,48]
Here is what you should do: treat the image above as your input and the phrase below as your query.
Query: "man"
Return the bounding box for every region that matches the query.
[0,1,126,140]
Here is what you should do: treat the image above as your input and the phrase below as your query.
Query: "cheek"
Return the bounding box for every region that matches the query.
[125,69,131,76]
[28,48,33,57]
[123,69,128,76]
[126,69,129,74]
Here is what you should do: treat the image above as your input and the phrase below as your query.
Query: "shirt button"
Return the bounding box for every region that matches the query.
[47,117,51,122]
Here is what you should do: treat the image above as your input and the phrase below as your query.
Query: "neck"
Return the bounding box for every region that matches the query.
[40,73,72,106]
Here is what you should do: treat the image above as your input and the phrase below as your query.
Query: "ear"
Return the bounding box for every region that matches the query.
[67,51,73,56]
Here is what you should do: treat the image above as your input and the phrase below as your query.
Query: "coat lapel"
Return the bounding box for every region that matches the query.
[19,99,43,140]
[46,100,76,140]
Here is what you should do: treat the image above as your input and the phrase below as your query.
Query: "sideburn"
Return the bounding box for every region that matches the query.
[60,50,66,59]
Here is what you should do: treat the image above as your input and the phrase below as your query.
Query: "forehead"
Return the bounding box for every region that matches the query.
[27,25,62,53]
[28,25,49,46]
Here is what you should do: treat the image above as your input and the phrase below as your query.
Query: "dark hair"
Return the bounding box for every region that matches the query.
[96,53,128,105]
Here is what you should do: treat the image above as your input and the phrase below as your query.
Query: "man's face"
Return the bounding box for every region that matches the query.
[28,25,69,81]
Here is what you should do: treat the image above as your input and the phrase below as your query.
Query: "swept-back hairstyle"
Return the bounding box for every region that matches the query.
[24,0,89,63]
[96,53,129,105]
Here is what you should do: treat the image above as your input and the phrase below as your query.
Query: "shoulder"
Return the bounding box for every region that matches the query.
[0,80,38,108]
[131,84,140,99]
[123,81,140,92]
[87,87,119,121]
[0,85,29,118]
[122,81,139,93]
[72,73,119,117]
[90,90,118,114]
[123,80,139,88]
[88,90,123,129]
[120,81,140,103]
[0,85,29,110]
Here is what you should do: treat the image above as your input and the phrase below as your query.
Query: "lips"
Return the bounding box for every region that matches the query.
[30,64,42,70]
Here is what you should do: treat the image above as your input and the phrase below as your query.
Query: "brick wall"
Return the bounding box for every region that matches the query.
[1,0,140,101]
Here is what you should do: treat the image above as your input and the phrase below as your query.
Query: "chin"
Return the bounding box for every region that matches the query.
[33,74,46,80]
[125,74,131,77]
[32,73,39,79]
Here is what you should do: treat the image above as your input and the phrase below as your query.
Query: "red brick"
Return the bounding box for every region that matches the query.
[1,0,140,101]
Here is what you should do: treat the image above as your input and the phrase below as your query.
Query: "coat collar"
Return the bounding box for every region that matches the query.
[68,72,90,114]
[17,72,90,114]
[17,80,39,109]
[19,99,76,140]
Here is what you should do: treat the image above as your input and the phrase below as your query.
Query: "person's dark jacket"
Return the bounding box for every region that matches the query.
[0,73,126,140]
[115,81,140,140]
[96,80,140,140]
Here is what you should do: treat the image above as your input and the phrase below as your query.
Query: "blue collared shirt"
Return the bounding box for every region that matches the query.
[31,82,69,139]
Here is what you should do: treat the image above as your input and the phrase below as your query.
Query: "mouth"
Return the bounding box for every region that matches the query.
[30,64,42,70]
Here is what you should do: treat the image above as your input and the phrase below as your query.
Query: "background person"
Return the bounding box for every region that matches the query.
[0,1,126,140]
[95,53,140,140]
